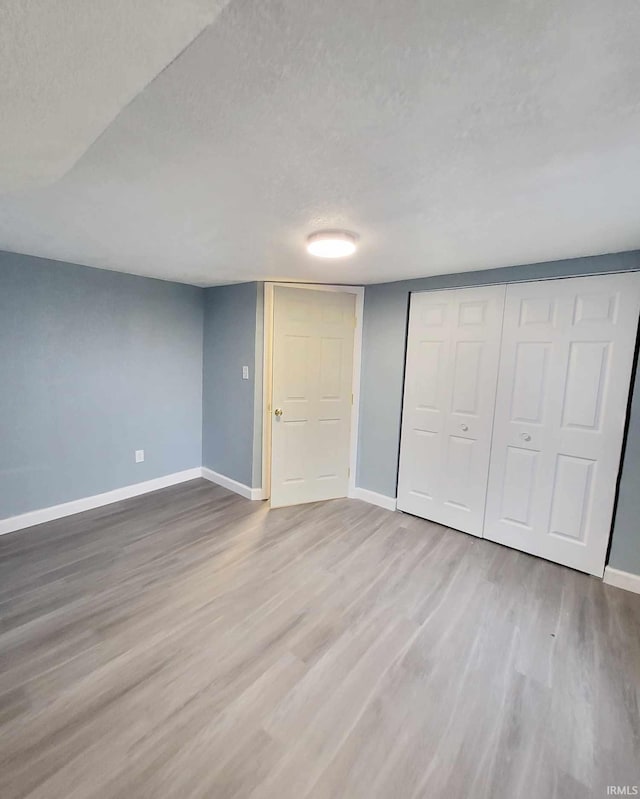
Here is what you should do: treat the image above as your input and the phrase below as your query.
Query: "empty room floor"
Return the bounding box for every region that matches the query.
[1,480,639,799]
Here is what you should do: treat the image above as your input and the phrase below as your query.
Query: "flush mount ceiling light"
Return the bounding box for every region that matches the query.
[306,230,357,258]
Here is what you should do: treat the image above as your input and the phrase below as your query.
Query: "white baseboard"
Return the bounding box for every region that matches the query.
[603,566,640,595]
[0,468,203,536]
[201,467,265,501]
[350,486,397,512]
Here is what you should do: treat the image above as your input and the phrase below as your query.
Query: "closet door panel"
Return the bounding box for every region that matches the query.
[397,285,506,535]
[484,273,640,576]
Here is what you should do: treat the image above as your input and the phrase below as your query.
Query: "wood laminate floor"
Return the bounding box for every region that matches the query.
[0,479,639,798]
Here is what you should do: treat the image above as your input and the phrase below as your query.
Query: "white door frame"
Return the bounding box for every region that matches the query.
[262,282,365,502]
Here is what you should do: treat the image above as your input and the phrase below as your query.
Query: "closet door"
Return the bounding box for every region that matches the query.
[484,273,640,576]
[397,285,506,536]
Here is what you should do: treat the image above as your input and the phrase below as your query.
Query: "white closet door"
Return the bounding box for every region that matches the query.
[397,285,506,535]
[485,273,640,576]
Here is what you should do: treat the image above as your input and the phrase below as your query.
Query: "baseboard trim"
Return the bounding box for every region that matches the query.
[603,566,640,595]
[201,467,265,501]
[0,468,203,536]
[350,487,397,512]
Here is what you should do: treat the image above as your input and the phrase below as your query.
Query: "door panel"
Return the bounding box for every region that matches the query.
[451,341,483,414]
[561,341,609,429]
[500,446,539,528]
[271,287,355,508]
[415,340,444,411]
[444,435,474,511]
[283,335,311,399]
[547,454,594,541]
[397,285,506,535]
[484,273,640,575]
[510,342,551,423]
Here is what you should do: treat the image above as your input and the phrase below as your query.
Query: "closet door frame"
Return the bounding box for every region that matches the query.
[397,270,640,577]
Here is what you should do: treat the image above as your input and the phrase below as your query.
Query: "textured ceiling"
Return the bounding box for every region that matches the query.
[1,0,639,285]
[0,0,231,190]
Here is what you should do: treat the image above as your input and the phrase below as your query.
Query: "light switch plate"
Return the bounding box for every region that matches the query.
[242,366,249,380]
[135,450,145,463]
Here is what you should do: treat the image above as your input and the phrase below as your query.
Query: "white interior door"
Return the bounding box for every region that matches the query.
[484,273,640,576]
[270,286,356,508]
[397,285,506,535]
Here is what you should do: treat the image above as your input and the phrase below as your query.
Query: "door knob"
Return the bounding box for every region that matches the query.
[520,432,531,442]
[274,408,283,417]
[460,424,469,431]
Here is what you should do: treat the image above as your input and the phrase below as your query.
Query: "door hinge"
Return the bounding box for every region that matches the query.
[348,467,351,477]
[351,393,354,405]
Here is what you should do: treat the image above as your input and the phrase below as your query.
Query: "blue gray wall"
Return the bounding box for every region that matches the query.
[356,250,640,574]
[202,282,261,487]
[0,252,204,519]
[610,364,640,571]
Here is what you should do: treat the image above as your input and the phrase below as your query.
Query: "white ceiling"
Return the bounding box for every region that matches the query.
[0,0,231,191]
[1,0,639,286]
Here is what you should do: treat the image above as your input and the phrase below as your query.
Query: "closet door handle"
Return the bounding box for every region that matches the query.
[520,432,531,442]
[460,424,469,431]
